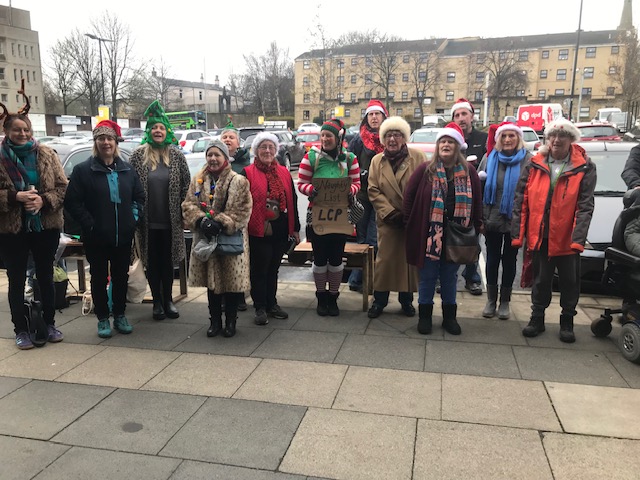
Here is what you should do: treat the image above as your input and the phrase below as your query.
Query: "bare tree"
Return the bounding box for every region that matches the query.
[610,29,640,106]
[45,38,84,114]
[407,51,442,119]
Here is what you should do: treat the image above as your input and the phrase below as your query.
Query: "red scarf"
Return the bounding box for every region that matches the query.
[359,124,384,154]
[254,159,286,211]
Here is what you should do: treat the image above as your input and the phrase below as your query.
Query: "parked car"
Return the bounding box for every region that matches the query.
[345,125,359,143]
[207,128,223,140]
[294,130,348,154]
[297,122,320,133]
[121,127,145,139]
[173,129,211,153]
[407,127,442,160]
[606,112,633,133]
[520,126,542,152]
[60,143,135,179]
[243,130,305,170]
[575,122,621,142]
[238,126,267,142]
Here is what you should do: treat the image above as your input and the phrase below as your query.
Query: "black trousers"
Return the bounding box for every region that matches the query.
[146,228,174,303]
[484,231,518,287]
[249,235,288,311]
[208,289,241,321]
[306,227,347,267]
[531,240,580,317]
[0,229,59,333]
[84,243,131,320]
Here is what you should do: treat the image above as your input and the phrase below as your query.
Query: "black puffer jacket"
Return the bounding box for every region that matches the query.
[348,133,377,204]
[64,156,145,247]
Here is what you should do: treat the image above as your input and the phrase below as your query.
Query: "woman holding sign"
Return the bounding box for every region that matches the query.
[297,118,360,316]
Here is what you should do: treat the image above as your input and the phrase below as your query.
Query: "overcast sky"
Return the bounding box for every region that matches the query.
[8,0,639,88]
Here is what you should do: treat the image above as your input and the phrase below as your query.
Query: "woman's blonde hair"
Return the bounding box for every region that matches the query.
[139,143,170,170]
[425,138,468,180]
[495,131,525,152]
[92,142,121,159]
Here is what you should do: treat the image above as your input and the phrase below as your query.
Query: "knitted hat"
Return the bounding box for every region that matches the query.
[93,119,122,142]
[494,121,523,141]
[450,98,474,116]
[436,122,468,150]
[544,118,581,142]
[321,118,345,139]
[206,139,229,160]
[365,99,388,117]
[379,116,411,145]
[251,131,280,154]
[141,100,177,146]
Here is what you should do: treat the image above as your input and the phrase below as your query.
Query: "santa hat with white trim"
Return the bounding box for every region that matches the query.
[494,121,523,141]
[436,122,468,151]
[364,99,388,117]
[450,98,475,116]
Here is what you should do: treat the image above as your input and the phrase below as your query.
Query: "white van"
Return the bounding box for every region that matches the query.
[594,107,622,122]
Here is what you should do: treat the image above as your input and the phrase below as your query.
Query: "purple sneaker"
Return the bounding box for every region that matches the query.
[15,332,34,350]
[47,325,64,343]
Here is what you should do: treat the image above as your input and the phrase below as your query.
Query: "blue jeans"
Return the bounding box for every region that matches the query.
[372,290,414,308]
[348,202,377,288]
[418,257,459,305]
[461,261,481,284]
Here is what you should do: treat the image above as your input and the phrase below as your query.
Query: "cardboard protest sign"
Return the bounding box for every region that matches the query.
[311,177,353,235]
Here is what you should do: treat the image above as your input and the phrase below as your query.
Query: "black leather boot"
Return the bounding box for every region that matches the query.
[152,301,166,320]
[327,292,340,316]
[164,285,179,319]
[207,289,223,337]
[223,293,239,337]
[522,315,545,337]
[559,314,575,343]
[149,281,165,320]
[442,303,461,335]
[417,304,433,335]
[316,291,329,316]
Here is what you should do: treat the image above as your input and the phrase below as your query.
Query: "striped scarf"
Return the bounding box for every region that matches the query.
[425,161,473,260]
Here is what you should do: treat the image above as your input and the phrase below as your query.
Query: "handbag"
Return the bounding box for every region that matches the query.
[127,236,147,303]
[24,299,48,347]
[214,230,244,256]
[445,221,479,264]
[348,195,365,225]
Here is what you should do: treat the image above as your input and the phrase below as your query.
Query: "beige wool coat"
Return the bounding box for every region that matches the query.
[182,165,252,294]
[368,147,426,292]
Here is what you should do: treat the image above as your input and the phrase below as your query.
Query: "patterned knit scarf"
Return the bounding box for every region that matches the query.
[359,124,384,154]
[425,161,473,260]
[255,159,286,212]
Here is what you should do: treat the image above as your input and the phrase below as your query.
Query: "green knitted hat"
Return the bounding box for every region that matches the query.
[321,117,345,139]
[141,100,177,147]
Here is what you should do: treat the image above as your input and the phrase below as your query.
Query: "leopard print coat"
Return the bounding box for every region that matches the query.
[129,144,190,269]
[182,165,252,293]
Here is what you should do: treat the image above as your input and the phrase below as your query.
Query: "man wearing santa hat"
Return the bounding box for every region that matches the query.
[451,98,487,296]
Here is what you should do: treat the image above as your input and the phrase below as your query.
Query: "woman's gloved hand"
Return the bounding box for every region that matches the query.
[200,217,222,240]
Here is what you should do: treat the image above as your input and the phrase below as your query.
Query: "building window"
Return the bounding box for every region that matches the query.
[303,94,310,103]
[585,47,596,58]
[0,94,6,102]
[579,106,590,119]
[476,53,485,63]
[337,75,344,85]
[18,44,22,57]
[30,46,34,58]
[414,108,421,118]
[32,71,36,82]
[402,73,409,82]
[402,91,409,101]
[446,90,454,101]
[475,71,485,83]
[34,96,38,104]
[516,89,525,97]
[518,51,529,61]
[11,43,14,56]
[581,87,592,96]
[364,91,371,99]
[474,91,483,102]
[446,72,455,83]
[559,49,569,60]
[389,74,395,84]
[350,93,356,102]
[583,67,594,79]
[607,86,615,96]
[365,56,372,66]
[319,75,325,84]
[20,69,23,80]
[198,91,202,100]
[555,89,565,95]
[319,59,324,66]
[26,71,30,82]
[303,110,310,120]
[388,92,395,99]
[361,109,366,118]
[179,89,183,98]
[365,74,372,85]
[336,59,344,68]
[345,109,350,117]
[611,45,619,54]
[556,69,567,80]
[337,93,344,101]
[417,91,424,98]
[609,66,617,74]
[349,74,357,84]
[542,50,549,59]
[303,60,310,69]
[540,69,548,79]
[13,69,17,81]
[418,71,426,81]
[419,53,428,63]
[303,76,309,86]
[396,108,403,115]
[319,94,325,101]
[538,89,546,98]
[0,68,4,80]
[403,54,410,63]
[0,43,3,54]
[351,57,358,66]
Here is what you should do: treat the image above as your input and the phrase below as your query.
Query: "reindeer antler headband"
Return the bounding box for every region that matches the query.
[0,79,30,125]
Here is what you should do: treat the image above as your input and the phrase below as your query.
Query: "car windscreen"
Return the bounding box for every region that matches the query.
[410,131,439,143]
[588,150,628,194]
[579,126,618,138]
[297,133,320,142]
[522,130,539,142]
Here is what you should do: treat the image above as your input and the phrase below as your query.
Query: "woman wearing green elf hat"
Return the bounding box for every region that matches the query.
[129,100,191,320]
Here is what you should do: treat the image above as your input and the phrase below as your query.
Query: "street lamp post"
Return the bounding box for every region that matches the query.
[568,0,584,121]
[85,33,113,115]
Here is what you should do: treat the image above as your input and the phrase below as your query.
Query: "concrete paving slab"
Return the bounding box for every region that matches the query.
[333,366,441,419]
[0,343,104,381]
[234,358,347,408]
[0,375,30,399]
[251,330,346,363]
[442,374,561,431]
[446,317,528,345]
[521,323,620,352]
[53,316,111,345]
[0,317,16,339]
[513,346,627,387]
[414,419,552,480]
[52,388,206,454]
[425,341,521,378]
[546,382,640,439]
[235,308,304,330]
[170,460,307,480]
[173,325,273,357]
[161,397,306,470]
[0,337,18,360]
[141,353,261,397]
[0,435,70,480]
[543,432,640,480]
[605,351,640,388]
[35,446,181,480]
[272,284,317,310]
[364,318,412,337]
[510,300,592,326]
[291,309,369,334]
[55,346,180,389]
[334,334,425,371]
[100,321,203,350]
[0,380,113,439]
[280,408,415,480]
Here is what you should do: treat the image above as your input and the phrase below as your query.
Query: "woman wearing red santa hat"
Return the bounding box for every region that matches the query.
[477,122,532,320]
[65,119,145,339]
[403,122,483,336]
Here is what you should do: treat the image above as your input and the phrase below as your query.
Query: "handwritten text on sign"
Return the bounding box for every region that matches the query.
[311,177,353,235]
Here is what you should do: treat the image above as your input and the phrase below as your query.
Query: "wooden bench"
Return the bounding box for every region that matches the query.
[287,241,374,311]
[61,240,188,303]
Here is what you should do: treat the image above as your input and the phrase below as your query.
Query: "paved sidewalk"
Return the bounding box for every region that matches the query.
[0,271,639,480]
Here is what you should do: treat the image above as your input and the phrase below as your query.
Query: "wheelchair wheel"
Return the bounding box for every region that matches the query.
[619,323,640,364]
[591,316,613,338]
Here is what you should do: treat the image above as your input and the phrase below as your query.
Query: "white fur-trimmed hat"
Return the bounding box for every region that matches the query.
[251,131,280,154]
[379,116,411,145]
[436,122,468,151]
[450,98,474,116]
[494,121,523,141]
[544,118,581,142]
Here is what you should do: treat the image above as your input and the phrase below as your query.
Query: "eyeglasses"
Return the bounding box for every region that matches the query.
[384,132,404,139]
[258,144,276,151]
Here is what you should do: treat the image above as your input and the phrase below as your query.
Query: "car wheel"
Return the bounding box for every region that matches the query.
[619,322,640,364]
